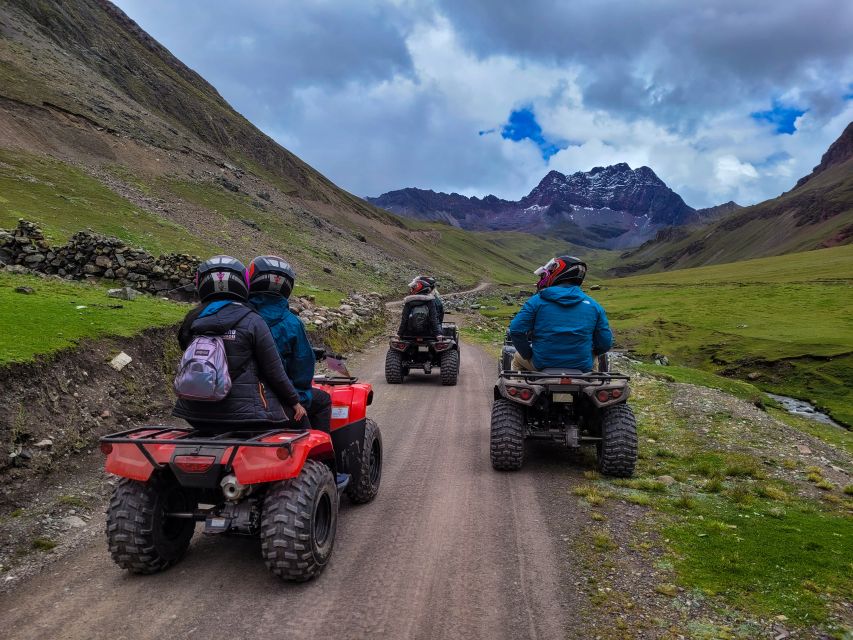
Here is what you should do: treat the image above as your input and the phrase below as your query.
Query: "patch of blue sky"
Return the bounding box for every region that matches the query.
[750,99,807,135]
[499,107,567,160]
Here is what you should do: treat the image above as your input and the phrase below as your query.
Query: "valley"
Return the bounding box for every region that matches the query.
[0,1,850,639]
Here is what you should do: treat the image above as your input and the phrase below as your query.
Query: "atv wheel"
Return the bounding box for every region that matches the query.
[385,349,404,384]
[597,404,638,478]
[261,460,338,582]
[346,419,382,504]
[106,475,195,574]
[440,349,460,386]
[490,399,525,470]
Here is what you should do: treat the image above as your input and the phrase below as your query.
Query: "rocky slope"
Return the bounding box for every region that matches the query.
[368,163,704,249]
[0,0,559,294]
[615,121,853,274]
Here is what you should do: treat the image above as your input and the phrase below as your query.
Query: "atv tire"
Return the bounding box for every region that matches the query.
[385,349,404,384]
[490,399,525,470]
[261,460,338,582]
[440,349,460,386]
[106,475,195,574]
[346,419,382,504]
[597,404,638,478]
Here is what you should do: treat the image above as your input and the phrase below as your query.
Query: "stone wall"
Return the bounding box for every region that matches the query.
[0,220,200,299]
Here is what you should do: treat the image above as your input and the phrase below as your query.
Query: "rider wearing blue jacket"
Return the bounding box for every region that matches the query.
[247,256,332,432]
[509,256,612,372]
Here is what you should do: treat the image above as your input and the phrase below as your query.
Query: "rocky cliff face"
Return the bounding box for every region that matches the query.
[367,163,697,248]
[795,121,853,189]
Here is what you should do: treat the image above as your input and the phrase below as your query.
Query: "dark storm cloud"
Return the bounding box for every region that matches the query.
[114,0,418,123]
[436,0,853,124]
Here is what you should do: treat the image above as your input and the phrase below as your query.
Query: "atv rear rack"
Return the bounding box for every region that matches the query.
[100,426,310,472]
[499,370,630,382]
[313,375,359,385]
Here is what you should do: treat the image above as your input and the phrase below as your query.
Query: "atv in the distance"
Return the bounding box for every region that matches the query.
[490,354,637,477]
[99,351,382,582]
[385,322,460,386]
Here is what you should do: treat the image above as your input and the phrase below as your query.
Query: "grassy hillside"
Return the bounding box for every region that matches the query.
[616,129,853,275]
[465,246,853,426]
[0,272,187,364]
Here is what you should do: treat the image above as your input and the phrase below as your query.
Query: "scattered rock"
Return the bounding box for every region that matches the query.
[107,287,139,301]
[109,352,133,371]
[655,475,676,486]
[33,439,53,448]
[796,444,812,454]
[746,372,761,380]
[589,284,601,290]
[14,286,34,294]
[61,516,86,530]
[323,267,333,274]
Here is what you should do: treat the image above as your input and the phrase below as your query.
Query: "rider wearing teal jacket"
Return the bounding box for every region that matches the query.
[248,256,332,432]
[509,256,612,372]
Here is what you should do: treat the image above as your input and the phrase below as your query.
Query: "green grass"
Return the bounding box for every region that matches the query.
[594,375,853,630]
[31,537,57,551]
[664,500,852,624]
[0,149,208,256]
[0,272,187,364]
[598,246,853,426]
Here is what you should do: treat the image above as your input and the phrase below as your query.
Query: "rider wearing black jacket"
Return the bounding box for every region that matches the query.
[173,256,306,429]
[397,277,442,338]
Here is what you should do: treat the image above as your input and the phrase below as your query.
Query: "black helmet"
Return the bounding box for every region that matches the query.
[535,256,587,288]
[248,255,295,298]
[195,255,249,302]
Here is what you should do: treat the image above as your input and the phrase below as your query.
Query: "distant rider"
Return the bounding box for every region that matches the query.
[509,256,612,371]
[247,256,332,433]
[173,255,307,430]
[397,277,443,339]
[419,276,444,323]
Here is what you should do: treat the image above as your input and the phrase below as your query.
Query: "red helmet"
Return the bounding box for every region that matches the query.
[534,256,587,289]
[408,277,433,295]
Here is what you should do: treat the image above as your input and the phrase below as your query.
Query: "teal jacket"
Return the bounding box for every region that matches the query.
[249,294,315,405]
[509,285,612,371]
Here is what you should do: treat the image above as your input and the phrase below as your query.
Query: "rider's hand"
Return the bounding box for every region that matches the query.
[436,335,443,341]
[292,403,307,422]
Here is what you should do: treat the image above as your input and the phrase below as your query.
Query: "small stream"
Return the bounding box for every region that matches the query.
[766,393,844,428]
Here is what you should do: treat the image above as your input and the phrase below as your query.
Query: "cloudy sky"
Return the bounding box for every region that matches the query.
[114,0,853,208]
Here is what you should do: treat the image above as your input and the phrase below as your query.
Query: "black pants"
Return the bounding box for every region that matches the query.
[299,387,332,433]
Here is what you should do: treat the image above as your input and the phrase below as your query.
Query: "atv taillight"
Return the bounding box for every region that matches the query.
[611,388,622,399]
[560,377,573,385]
[519,388,533,401]
[100,443,113,455]
[174,455,216,473]
[596,390,610,402]
[507,386,519,397]
[276,446,290,460]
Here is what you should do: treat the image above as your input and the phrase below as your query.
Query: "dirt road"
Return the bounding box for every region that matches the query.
[0,338,583,640]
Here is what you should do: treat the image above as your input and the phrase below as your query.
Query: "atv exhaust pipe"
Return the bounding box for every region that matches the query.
[220,474,249,501]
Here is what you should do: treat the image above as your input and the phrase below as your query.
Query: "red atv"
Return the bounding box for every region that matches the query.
[99,354,381,582]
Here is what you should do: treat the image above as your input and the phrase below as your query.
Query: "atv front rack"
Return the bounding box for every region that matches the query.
[100,426,310,472]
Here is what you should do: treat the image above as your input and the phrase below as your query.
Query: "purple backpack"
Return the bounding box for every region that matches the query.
[173,335,233,402]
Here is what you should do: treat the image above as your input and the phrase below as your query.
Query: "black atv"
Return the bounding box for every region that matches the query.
[385,322,460,386]
[490,353,638,477]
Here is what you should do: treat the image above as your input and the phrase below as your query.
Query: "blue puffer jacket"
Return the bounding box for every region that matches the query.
[509,284,612,371]
[250,293,316,406]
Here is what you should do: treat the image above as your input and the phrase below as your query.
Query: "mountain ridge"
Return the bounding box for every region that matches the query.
[368,163,708,249]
